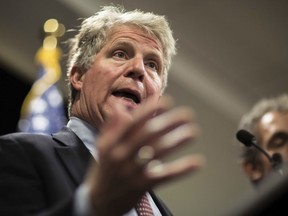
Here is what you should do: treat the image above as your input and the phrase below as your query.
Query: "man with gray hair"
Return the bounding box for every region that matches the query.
[0,5,204,216]
[237,94,288,186]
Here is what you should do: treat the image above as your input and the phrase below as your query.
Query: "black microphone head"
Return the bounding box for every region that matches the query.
[237,129,275,164]
[272,153,283,165]
[236,129,256,147]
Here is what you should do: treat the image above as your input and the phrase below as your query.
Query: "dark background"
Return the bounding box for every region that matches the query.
[0,63,31,135]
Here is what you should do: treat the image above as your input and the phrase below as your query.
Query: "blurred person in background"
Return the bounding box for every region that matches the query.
[237,94,288,186]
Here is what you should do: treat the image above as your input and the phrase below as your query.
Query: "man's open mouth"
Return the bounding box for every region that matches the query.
[112,89,141,104]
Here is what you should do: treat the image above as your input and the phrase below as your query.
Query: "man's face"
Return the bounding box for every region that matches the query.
[70,25,164,129]
[256,111,288,174]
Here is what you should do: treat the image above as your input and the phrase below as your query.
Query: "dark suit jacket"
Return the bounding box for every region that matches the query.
[0,127,173,216]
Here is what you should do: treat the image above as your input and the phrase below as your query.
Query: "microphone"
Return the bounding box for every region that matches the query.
[236,129,283,175]
[236,129,272,163]
[271,153,283,175]
[272,153,283,165]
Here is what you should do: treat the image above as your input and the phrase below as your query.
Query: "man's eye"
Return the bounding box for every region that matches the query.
[271,134,288,148]
[146,61,159,72]
[272,139,285,148]
[113,51,127,59]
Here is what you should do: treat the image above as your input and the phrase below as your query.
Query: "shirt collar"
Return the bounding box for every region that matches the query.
[67,117,99,160]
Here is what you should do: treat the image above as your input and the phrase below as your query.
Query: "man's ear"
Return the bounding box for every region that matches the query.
[70,66,85,90]
[242,161,263,183]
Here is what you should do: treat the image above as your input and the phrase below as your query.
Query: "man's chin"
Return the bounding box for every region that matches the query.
[110,103,137,121]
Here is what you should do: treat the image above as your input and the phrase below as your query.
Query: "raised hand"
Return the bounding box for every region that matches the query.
[85,95,205,216]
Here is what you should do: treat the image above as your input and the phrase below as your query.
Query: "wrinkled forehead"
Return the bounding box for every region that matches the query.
[107,24,163,51]
[257,111,288,134]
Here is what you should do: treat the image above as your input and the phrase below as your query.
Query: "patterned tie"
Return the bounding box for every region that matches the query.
[136,194,154,216]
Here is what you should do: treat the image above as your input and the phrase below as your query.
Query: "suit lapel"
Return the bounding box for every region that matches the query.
[52,127,92,185]
[51,128,172,215]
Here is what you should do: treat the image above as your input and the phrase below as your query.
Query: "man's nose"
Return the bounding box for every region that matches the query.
[124,57,145,81]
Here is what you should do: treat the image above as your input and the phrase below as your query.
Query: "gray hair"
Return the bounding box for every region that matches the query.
[237,93,288,164]
[66,5,177,114]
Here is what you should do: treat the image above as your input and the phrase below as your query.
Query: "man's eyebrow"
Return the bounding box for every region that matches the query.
[111,41,162,56]
[111,41,133,48]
